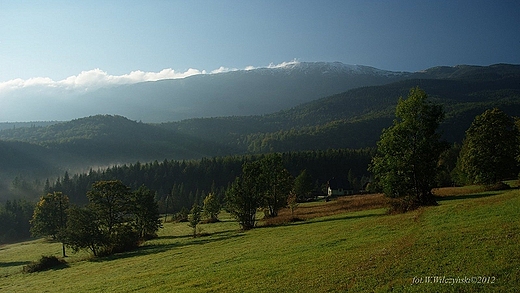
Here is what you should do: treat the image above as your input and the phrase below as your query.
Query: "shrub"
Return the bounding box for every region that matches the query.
[107,226,141,254]
[174,207,189,222]
[388,196,420,214]
[23,255,67,273]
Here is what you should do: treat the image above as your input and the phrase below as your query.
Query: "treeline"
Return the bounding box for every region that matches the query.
[47,148,374,212]
[0,199,34,243]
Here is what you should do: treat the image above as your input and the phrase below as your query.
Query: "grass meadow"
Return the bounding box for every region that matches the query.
[1,187,519,292]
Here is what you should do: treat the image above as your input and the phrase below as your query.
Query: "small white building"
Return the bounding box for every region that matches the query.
[327,177,353,196]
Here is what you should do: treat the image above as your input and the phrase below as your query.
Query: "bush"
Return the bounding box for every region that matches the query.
[388,196,421,214]
[23,255,67,273]
[174,207,189,222]
[107,226,141,254]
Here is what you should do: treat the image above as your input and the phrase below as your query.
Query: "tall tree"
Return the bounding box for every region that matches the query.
[225,161,264,230]
[259,154,293,218]
[370,87,446,211]
[131,186,161,240]
[62,206,105,257]
[188,203,202,237]
[30,192,69,239]
[457,108,520,185]
[87,180,131,235]
[293,169,314,201]
[30,192,69,257]
[202,192,221,223]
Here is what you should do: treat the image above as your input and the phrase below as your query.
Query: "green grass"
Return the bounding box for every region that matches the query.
[1,189,519,292]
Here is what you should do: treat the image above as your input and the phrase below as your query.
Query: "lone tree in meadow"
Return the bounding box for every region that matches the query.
[30,192,69,240]
[131,185,162,240]
[188,202,202,237]
[259,154,293,218]
[30,192,69,257]
[457,108,520,185]
[202,192,221,223]
[370,87,446,211]
[226,155,294,229]
[225,160,265,230]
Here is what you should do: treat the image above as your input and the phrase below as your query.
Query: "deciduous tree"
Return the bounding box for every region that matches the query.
[457,108,520,185]
[61,181,160,256]
[287,191,299,218]
[61,206,105,257]
[87,180,131,235]
[293,169,314,201]
[30,192,69,257]
[370,87,446,211]
[30,192,69,240]
[202,192,221,223]
[131,186,161,239]
[259,154,293,218]
[188,203,202,237]
[225,161,264,230]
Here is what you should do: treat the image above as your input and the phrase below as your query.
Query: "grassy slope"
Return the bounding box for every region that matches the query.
[1,189,519,293]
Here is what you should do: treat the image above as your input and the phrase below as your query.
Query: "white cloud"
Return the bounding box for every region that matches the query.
[0,68,205,93]
[210,66,239,74]
[267,59,300,69]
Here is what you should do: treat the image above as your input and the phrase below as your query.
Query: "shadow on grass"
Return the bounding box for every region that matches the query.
[259,212,383,228]
[0,261,32,268]
[296,212,383,225]
[90,230,244,263]
[435,191,502,202]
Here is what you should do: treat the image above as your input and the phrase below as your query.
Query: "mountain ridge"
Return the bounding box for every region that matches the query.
[0,61,415,122]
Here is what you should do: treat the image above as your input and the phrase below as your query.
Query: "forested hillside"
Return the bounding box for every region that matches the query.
[162,64,520,152]
[0,115,233,164]
[46,149,374,211]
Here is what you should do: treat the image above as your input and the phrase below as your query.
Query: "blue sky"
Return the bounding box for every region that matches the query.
[1,0,519,83]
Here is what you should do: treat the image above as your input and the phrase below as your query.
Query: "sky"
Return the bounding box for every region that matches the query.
[1,0,519,88]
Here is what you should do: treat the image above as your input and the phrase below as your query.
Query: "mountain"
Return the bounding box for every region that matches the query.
[0,115,234,174]
[160,63,520,152]
[1,63,519,201]
[0,62,411,122]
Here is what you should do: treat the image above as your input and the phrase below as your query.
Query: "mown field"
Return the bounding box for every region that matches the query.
[1,187,519,292]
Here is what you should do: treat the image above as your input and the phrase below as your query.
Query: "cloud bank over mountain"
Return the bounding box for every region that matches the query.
[0,61,302,94]
[0,61,410,122]
[0,68,204,93]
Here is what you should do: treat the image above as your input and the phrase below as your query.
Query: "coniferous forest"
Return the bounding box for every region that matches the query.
[46,149,374,212]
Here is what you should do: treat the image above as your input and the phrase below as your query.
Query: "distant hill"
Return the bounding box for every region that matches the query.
[0,114,242,200]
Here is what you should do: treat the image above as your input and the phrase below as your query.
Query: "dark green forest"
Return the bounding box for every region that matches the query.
[0,148,373,244]
[46,148,374,211]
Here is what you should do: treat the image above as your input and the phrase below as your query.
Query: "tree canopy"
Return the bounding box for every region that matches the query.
[58,181,161,256]
[225,160,265,230]
[457,108,520,185]
[370,87,446,210]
